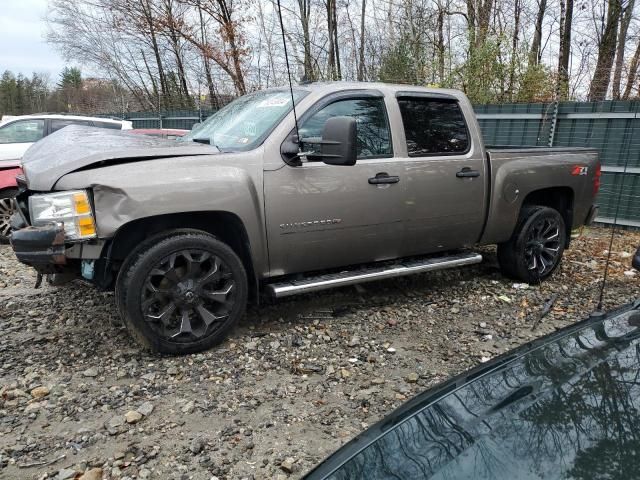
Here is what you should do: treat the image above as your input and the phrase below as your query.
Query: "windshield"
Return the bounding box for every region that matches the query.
[181,89,308,151]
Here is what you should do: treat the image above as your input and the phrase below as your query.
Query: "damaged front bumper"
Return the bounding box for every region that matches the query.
[10,221,110,287]
[10,222,68,273]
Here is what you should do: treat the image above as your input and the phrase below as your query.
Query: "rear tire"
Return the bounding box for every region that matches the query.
[497,206,566,284]
[116,231,248,354]
[0,189,18,244]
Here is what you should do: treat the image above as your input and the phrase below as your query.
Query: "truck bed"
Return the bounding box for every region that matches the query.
[479,145,600,245]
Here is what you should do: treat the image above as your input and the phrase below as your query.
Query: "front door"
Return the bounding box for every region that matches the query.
[264,94,404,276]
[0,119,45,161]
[395,95,487,255]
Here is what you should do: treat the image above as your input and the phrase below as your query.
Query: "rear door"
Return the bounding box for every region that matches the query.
[395,94,487,255]
[264,92,404,276]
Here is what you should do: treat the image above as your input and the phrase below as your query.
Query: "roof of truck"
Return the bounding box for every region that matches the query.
[294,81,465,99]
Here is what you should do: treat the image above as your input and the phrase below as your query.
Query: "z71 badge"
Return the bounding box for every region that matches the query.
[571,165,589,176]
[280,219,342,229]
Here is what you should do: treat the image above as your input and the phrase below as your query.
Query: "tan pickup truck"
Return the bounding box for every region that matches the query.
[10,82,600,353]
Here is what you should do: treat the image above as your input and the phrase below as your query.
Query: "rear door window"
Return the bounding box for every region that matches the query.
[397,97,469,156]
[0,119,45,144]
[50,119,92,134]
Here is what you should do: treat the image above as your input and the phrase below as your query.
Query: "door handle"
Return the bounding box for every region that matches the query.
[456,167,480,178]
[369,172,400,185]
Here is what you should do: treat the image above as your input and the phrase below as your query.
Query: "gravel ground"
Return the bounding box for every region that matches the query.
[0,227,638,480]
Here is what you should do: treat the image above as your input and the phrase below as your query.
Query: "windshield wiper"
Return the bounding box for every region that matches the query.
[192,137,221,151]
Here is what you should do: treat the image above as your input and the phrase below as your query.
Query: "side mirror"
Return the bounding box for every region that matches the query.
[320,116,357,166]
[191,122,201,131]
[302,116,357,166]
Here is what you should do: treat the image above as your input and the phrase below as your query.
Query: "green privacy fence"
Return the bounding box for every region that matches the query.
[106,100,638,227]
[475,101,639,227]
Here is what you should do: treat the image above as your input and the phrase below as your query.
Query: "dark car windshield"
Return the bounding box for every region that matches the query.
[181,89,307,151]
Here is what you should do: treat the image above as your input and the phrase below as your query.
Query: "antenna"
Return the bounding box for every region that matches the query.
[276,0,301,147]
[596,132,632,312]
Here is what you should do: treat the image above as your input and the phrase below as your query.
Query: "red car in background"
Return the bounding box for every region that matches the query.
[0,160,21,243]
[128,128,189,139]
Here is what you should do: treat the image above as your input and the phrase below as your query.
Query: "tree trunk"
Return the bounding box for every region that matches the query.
[164,1,190,106]
[436,5,445,83]
[141,0,169,108]
[216,0,246,94]
[325,0,340,79]
[508,0,521,99]
[622,38,640,99]
[557,0,574,99]
[326,0,335,79]
[465,0,494,51]
[357,0,366,81]
[197,2,219,109]
[588,0,622,101]
[297,0,314,81]
[528,0,547,66]
[612,0,634,99]
[332,2,341,79]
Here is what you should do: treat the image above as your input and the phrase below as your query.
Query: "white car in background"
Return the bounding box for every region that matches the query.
[0,114,133,161]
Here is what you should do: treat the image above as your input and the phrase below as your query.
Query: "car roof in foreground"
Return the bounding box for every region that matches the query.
[305,298,640,480]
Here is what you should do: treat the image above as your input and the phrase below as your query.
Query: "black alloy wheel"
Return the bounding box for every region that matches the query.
[497,206,566,283]
[141,249,236,341]
[523,215,563,277]
[118,232,248,354]
[0,190,18,244]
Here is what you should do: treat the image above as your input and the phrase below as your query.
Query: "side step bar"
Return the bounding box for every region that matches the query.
[266,252,483,298]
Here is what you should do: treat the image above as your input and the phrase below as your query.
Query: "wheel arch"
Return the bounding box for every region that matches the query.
[521,186,574,247]
[101,211,257,297]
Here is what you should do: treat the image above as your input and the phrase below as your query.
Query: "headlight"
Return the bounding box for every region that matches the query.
[29,190,97,240]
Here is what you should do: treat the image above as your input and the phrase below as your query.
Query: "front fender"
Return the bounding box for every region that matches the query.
[54,152,268,276]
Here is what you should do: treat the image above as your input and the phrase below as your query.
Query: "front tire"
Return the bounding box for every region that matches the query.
[497,206,566,283]
[117,231,248,354]
[0,189,18,244]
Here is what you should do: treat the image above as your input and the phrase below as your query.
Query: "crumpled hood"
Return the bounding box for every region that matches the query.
[21,125,217,191]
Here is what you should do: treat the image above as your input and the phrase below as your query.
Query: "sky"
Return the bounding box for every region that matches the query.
[0,0,68,79]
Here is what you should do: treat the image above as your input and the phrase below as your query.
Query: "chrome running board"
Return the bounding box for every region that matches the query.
[266,252,483,298]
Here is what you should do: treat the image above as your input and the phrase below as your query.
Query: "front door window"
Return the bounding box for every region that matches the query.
[0,119,45,144]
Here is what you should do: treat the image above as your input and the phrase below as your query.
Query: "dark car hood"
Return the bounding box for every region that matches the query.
[307,299,640,480]
[21,125,217,191]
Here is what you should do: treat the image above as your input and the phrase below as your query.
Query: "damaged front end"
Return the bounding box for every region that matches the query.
[10,222,67,271]
[9,184,107,287]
